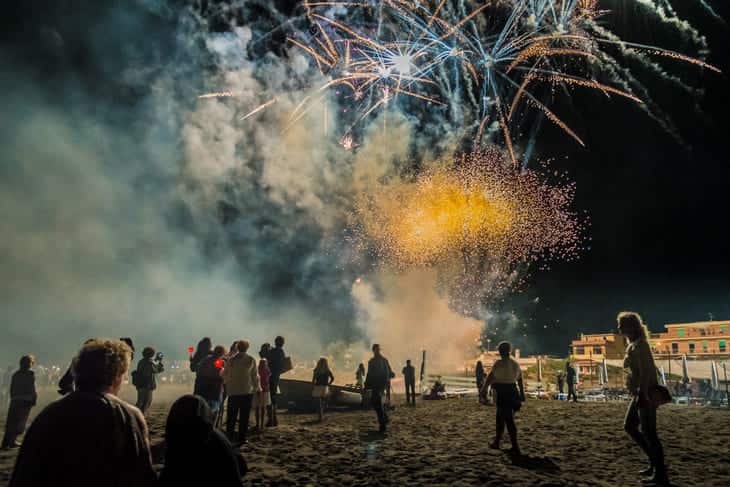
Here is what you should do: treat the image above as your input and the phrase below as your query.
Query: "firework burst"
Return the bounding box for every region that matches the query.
[354,147,584,266]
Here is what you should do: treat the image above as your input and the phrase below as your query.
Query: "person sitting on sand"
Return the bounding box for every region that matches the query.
[1,355,37,450]
[160,395,245,487]
[134,347,164,415]
[364,344,392,433]
[223,340,259,445]
[9,339,157,487]
[196,345,227,419]
[618,311,669,486]
[312,357,335,422]
[484,341,525,454]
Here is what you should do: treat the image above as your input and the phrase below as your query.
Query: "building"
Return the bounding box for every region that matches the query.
[569,333,626,376]
[649,320,730,358]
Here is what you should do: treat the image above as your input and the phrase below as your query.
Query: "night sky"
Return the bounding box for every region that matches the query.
[2,1,729,360]
[519,3,730,353]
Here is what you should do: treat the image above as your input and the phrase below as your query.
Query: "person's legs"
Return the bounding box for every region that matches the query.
[318,398,323,421]
[238,394,253,442]
[624,398,652,466]
[491,406,506,448]
[409,382,416,405]
[504,408,519,452]
[136,389,152,414]
[639,405,667,482]
[371,387,386,430]
[268,380,278,426]
[227,395,242,440]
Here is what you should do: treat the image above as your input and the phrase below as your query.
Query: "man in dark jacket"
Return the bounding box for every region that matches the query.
[9,339,157,487]
[265,336,287,427]
[365,344,393,432]
[402,360,416,406]
[134,347,164,415]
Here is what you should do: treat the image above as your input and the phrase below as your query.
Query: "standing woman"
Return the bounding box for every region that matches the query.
[484,342,525,454]
[191,337,212,397]
[475,361,486,404]
[618,311,669,486]
[312,358,335,422]
[1,355,37,449]
[196,346,227,419]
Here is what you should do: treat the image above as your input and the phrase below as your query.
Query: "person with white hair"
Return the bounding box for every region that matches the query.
[483,341,525,454]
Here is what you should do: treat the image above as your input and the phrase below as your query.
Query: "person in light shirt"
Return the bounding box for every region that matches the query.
[483,341,525,454]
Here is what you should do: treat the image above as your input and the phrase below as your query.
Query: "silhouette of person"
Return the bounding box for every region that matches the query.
[266,336,287,427]
[402,360,416,406]
[484,342,525,454]
[364,344,392,433]
[134,347,164,415]
[1,356,37,449]
[160,395,245,486]
[566,361,577,402]
[618,311,669,486]
[557,371,565,394]
[9,339,156,487]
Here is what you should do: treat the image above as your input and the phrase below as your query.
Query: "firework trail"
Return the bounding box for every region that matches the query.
[290,0,719,164]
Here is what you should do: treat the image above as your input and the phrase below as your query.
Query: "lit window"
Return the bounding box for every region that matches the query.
[677,328,684,337]
[671,343,679,353]
[593,346,602,355]
[721,325,728,333]
[575,346,585,355]
[689,343,695,353]
[720,341,726,353]
[702,341,708,352]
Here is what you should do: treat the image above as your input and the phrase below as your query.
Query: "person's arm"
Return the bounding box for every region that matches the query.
[484,370,495,388]
[517,374,525,401]
[328,370,335,385]
[251,359,260,392]
[312,370,317,386]
[637,341,655,405]
[30,372,37,405]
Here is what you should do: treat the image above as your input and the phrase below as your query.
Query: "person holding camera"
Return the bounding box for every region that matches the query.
[133,347,164,415]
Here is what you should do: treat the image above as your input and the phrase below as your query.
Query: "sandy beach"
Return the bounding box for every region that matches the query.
[1,387,728,486]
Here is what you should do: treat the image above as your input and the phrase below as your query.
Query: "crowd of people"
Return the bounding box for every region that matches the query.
[0,311,672,486]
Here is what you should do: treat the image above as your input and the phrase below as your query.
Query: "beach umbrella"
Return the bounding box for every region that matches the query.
[710,361,719,390]
[601,358,609,386]
[681,354,691,384]
[658,366,667,386]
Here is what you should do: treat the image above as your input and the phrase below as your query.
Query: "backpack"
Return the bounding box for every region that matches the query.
[131,370,140,388]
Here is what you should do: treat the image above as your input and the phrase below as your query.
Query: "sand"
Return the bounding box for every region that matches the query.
[1,388,729,486]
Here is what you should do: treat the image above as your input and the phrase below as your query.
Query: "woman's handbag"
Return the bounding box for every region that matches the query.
[649,384,672,407]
